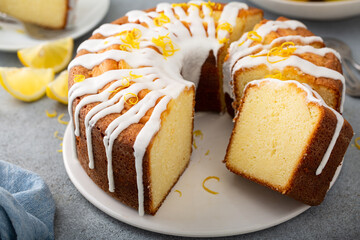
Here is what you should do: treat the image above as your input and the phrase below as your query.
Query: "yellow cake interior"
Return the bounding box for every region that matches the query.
[233,65,338,111]
[0,0,68,29]
[226,81,322,191]
[148,87,195,212]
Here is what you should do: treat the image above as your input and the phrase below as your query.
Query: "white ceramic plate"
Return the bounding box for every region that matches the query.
[249,0,360,20]
[0,0,110,52]
[63,112,342,237]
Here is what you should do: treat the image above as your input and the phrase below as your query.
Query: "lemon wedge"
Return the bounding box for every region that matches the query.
[0,67,54,102]
[17,37,74,73]
[46,70,68,104]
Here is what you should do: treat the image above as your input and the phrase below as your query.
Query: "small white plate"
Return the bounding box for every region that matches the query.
[249,0,360,20]
[0,0,110,52]
[63,112,342,237]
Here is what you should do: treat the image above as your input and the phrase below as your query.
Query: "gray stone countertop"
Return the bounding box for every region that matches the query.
[0,0,359,239]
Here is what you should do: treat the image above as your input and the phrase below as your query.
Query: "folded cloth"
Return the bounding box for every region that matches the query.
[0,160,55,240]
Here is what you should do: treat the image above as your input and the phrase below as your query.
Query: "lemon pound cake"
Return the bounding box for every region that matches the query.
[0,0,76,29]
[68,1,263,215]
[224,17,344,114]
[224,79,353,205]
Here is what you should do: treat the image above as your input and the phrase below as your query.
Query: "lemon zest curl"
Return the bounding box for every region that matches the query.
[202,176,220,195]
[154,13,170,27]
[124,93,139,105]
[355,137,360,150]
[74,74,85,83]
[57,113,69,125]
[151,34,179,58]
[46,110,57,118]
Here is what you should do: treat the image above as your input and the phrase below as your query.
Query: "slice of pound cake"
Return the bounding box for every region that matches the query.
[224,79,353,205]
[0,0,76,29]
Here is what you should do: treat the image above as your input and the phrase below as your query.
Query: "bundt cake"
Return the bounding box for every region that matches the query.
[67,1,352,216]
[0,0,76,29]
[224,79,353,205]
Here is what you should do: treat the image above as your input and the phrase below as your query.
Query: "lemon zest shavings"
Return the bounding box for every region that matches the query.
[193,139,198,149]
[175,190,182,197]
[109,71,142,95]
[201,1,216,15]
[355,137,360,150]
[205,150,210,156]
[57,149,63,153]
[193,130,203,140]
[189,3,201,8]
[218,38,229,44]
[247,31,262,43]
[124,93,138,105]
[46,110,57,118]
[217,22,233,34]
[202,176,220,195]
[238,31,262,46]
[57,113,69,125]
[16,29,25,34]
[267,42,296,64]
[151,34,179,58]
[249,53,267,58]
[116,28,142,51]
[265,70,284,80]
[121,77,130,88]
[129,71,142,79]
[216,22,233,44]
[74,74,85,83]
[171,3,188,8]
[119,44,132,52]
[109,86,125,95]
[54,131,63,140]
[153,13,171,27]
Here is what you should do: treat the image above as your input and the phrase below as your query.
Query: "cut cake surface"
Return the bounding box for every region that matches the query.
[225,79,353,205]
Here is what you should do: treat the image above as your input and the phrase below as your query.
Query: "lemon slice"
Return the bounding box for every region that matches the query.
[0,67,54,102]
[18,37,74,73]
[46,70,68,104]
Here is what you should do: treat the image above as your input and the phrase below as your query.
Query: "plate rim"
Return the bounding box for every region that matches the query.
[249,0,360,20]
[62,117,343,237]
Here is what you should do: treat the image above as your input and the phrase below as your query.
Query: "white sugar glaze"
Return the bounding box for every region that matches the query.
[68,1,249,216]
[244,78,344,176]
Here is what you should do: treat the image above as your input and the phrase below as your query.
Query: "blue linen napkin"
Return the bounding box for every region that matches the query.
[0,160,55,240]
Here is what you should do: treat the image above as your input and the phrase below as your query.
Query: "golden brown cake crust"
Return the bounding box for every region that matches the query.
[224,84,354,206]
[285,107,353,205]
[75,85,195,215]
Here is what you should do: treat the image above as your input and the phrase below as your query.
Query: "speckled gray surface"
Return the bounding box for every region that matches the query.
[0,0,359,239]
